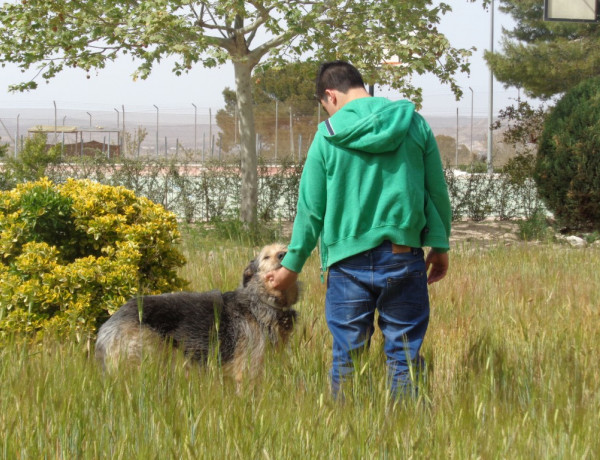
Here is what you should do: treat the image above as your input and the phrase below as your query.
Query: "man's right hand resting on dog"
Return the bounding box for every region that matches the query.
[266,266,298,291]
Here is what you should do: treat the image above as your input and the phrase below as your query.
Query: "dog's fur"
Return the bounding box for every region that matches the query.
[95,243,299,384]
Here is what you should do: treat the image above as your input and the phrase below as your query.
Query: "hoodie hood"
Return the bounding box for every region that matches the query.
[318,97,415,154]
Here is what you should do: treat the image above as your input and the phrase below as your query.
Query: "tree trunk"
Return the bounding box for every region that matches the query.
[233,60,258,225]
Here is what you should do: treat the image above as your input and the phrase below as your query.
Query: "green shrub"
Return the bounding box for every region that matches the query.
[2,133,62,189]
[517,210,553,242]
[535,77,600,230]
[0,138,8,157]
[501,153,544,219]
[0,178,187,342]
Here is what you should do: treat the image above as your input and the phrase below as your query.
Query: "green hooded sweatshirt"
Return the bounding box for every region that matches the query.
[282,96,451,274]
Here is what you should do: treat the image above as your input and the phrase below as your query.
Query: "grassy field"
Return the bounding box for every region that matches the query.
[1,230,599,459]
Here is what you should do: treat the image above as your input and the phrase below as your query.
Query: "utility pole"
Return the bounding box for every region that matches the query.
[53,101,58,144]
[114,108,120,153]
[469,87,474,158]
[289,106,294,158]
[192,103,197,154]
[209,108,213,157]
[275,99,279,163]
[122,105,126,156]
[15,114,19,158]
[455,107,459,169]
[317,101,321,125]
[86,112,92,142]
[153,104,159,156]
[487,0,495,173]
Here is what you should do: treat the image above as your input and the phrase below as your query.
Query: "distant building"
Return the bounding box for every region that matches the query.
[28,125,121,158]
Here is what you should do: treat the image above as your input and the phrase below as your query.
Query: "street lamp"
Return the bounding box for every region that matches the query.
[15,114,19,158]
[53,101,58,144]
[114,108,120,154]
[487,0,495,173]
[455,107,459,169]
[86,112,92,142]
[469,86,474,157]
[192,103,197,154]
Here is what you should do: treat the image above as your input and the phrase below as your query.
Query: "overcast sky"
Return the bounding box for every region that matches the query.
[0,1,530,118]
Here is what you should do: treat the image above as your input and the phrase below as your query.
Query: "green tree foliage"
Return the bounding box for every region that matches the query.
[216,62,319,159]
[253,63,316,105]
[493,100,547,152]
[0,0,478,224]
[535,77,600,230]
[486,0,600,99]
[435,134,473,168]
[0,178,187,342]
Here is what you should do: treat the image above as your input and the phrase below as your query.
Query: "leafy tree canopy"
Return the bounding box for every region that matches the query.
[0,0,480,105]
[252,62,316,105]
[0,0,487,223]
[486,0,600,99]
[435,134,473,167]
[216,62,318,157]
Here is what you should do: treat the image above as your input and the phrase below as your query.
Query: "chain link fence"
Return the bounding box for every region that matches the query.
[1,101,326,163]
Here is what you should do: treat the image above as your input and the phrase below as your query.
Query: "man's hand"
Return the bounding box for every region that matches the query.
[265,266,299,291]
[425,250,449,285]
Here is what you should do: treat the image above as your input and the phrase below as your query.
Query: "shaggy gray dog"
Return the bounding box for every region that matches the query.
[95,244,299,384]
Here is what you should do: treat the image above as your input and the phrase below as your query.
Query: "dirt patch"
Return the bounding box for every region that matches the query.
[450,220,520,246]
[280,220,522,245]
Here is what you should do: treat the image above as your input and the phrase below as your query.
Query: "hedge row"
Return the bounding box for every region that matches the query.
[1,153,543,225]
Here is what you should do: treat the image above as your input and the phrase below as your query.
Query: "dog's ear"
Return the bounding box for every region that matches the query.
[243,259,258,287]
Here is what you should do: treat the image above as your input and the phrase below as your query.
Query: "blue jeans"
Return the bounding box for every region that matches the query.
[325,241,429,398]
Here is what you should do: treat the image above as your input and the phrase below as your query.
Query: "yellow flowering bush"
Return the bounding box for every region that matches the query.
[0,178,187,342]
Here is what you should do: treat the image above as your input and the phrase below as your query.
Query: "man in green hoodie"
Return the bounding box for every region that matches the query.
[267,61,451,398]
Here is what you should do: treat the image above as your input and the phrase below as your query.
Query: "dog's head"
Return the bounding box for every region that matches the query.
[242,243,299,308]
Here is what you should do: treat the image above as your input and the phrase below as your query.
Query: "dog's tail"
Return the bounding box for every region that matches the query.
[94,300,148,369]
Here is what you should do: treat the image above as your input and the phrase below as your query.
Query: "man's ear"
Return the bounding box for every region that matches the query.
[325,89,336,105]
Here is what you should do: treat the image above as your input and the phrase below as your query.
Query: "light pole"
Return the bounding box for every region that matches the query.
[122,105,126,156]
[469,86,474,158]
[86,112,92,142]
[487,0,495,173]
[455,107,459,168]
[192,103,197,154]
[15,114,19,158]
[275,100,278,162]
[114,108,120,154]
[53,101,58,144]
[153,104,159,156]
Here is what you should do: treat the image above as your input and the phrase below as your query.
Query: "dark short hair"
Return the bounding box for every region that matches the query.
[315,61,365,101]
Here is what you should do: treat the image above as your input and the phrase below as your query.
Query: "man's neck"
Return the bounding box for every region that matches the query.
[338,87,371,106]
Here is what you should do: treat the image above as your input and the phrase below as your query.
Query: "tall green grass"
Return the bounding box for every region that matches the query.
[2,237,599,458]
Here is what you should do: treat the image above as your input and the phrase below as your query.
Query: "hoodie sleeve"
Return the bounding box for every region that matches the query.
[281,134,327,273]
[420,116,452,252]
